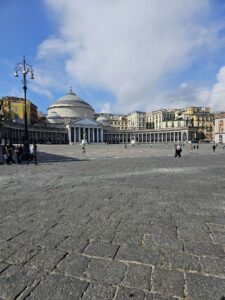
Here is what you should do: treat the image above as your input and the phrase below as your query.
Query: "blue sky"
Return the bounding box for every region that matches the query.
[1,0,225,114]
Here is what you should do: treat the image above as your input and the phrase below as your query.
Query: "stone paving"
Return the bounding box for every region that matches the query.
[0,143,225,299]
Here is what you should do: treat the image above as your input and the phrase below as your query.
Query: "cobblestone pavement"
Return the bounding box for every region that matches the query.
[0,143,225,299]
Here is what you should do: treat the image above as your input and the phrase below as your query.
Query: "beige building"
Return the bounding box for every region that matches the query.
[214,112,225,144]
[127,111,146,129]
[0,96,38,125]
[181,107,214,141]
[146,109,176,129]
[108,115,127,130]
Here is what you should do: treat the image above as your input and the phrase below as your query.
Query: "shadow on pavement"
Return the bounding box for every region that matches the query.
[22,151,89,164]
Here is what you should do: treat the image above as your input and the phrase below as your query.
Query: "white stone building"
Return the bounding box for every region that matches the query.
[46,89,103,143]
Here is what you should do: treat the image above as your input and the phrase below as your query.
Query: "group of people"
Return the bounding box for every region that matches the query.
[0,143,38,165]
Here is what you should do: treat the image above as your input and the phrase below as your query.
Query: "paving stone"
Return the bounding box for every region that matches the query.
[121,263,152,290]
[49,223,86,238]
[116,245,161,266]
[83,241,119,259]
[114,224,147,245]
[6,244,40,265]
[185,272,225,300]
[145,292,182,299]
[26,273,89,300]
[57,236,88,253]
[0,241,23,260]
[82,282,116,300]
[0,265,42,300]
[184,241,225,259]
[1,145,225,299]
[178,229,211,243]
[162,252,202,272]
[208,223,225,233]
[115,286,146,300]
[152,268,184,298]
[25,248,67,272]
[200,256,225,276]
[0,261,9,273]
[54,253,90,277]
[143,234,184,252]
[82,226,116,242]
[11,230,46,245]
[211,232,225,245]
[83,258,127,285]
[0,226,23,241]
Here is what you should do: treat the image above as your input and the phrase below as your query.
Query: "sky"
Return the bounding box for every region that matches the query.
[1,0,225,114]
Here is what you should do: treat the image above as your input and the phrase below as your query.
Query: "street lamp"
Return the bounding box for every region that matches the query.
[14,56,34,152]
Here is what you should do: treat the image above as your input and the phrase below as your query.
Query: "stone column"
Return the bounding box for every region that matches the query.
[66,125,71,144]
[92,128,95,143]
[101,129,103,143]
[78,127,80,142]
[97,128,99,142]
[88,128,90,143]
[73,127,77,143]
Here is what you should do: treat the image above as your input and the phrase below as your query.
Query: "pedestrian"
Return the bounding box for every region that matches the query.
[82,144,86,154]
[3,146,9,165]
[0,144,3,164]
[8,146,16,164]
[213,145,216,152]
[32,143,38,165]
[16,145,23,164]
[175,144,182,157]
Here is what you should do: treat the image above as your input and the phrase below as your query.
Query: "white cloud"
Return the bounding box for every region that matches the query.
[39,0,223,113]
[207,66,225,111]
[99,102,112,114]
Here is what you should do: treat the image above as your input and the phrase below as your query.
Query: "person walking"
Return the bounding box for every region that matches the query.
[175,144,182,157]
[32,143,38,165]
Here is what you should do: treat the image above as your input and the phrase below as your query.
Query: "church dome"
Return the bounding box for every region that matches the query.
[47,88,95,123]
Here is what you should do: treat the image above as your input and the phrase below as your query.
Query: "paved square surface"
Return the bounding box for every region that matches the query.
[0,143,225,299]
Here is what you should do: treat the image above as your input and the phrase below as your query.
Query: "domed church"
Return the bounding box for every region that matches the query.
[47,88,95,124]
[46,88,103,143]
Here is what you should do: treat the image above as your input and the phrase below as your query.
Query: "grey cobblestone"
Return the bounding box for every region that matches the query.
[26,273,89,300]
[1,144,225,299]
[6,244,40,265]
[82,282,116,300]
[83,240,119,259]
[0,266,44,300]
[0,241,22,260]
[54,253,90,277]
[152,268,185,298]
[25,248,67,272]
[114,286,146,300]
[83,258,127,285]
[0,261,9,274]
[57,236,88,253]
[199,256,225,276]
[185,272,225,300]
[184,241,225,259]
[121,263,152,290]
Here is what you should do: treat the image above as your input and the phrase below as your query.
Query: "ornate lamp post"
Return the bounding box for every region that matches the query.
[14,56,34,152]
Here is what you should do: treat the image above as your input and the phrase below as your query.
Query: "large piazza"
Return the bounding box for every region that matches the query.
[0,88,224,145]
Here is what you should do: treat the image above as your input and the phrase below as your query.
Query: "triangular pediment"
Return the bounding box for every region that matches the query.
[70,118,102,127]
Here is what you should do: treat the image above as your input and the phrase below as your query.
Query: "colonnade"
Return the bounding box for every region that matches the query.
[68,126,104,143]
[0,123,68,144]
[104,130,190,144]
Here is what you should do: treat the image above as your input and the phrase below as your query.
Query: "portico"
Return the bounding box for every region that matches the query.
[67,118,103,143]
